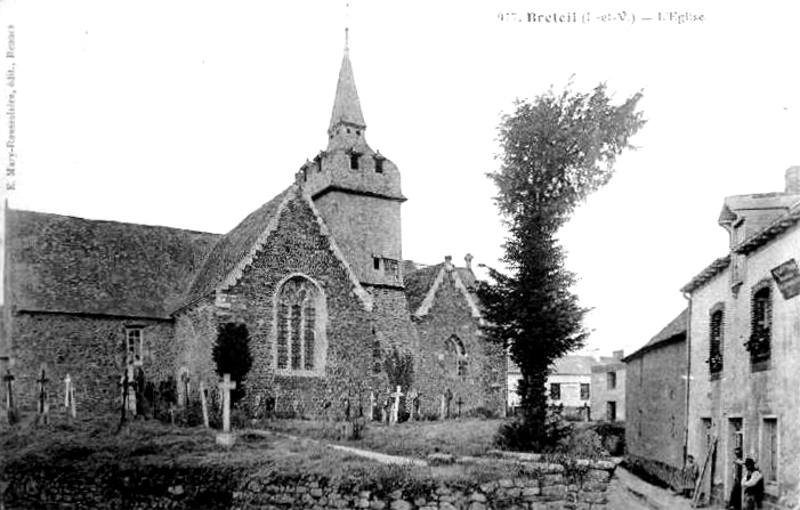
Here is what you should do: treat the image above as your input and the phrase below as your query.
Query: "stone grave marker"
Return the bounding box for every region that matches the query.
[216,373,237,447]
[439,393,446,420]
[199,381,210,429]
[456,397,464,418]
[389,385,403,425]
[445,388,453,419]
[369,391,376,421]
[407,389,419,421]
[64,374,76,419]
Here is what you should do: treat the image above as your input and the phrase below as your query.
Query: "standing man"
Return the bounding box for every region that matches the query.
[741,458,764,510]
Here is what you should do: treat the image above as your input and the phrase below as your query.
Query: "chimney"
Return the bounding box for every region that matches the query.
[613,350,624,360]
[785,166,800,194]
[464,253,473,271]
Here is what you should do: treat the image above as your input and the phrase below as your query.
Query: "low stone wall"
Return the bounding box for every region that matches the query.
[3,456,616,510]
[234,456,616,510]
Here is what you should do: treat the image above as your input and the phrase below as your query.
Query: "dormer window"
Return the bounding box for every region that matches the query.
[350,152,361,170]
[374,156,384,173]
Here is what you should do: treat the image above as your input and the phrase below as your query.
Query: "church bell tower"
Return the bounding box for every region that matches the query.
[301,29,406,288]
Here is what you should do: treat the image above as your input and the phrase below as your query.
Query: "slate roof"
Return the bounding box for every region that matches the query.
[183,186,293,307]
[680,255,730,294]
[734,203,800,255]
[623,308,688,362]
[329,46,366,131]
[8,209,220,318]
[403,262,443,314]
[552,355,597,375]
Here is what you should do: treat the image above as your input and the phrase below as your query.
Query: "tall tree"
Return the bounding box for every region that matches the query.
[478,83,645,450]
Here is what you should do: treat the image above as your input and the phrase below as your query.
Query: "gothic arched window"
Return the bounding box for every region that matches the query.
[447,335,468,379]
[275,275,327,374]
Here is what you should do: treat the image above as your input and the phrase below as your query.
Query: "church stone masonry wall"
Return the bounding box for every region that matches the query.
[213,195,375,418]
[414,269,503,418]
[173,297,219,399]
[313,191,403,286]
[10,313,174,413]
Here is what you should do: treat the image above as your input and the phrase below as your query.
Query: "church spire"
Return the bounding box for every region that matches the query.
[328,28,366,136]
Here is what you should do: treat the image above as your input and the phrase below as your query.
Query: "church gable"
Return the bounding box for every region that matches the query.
[177,187,377,418]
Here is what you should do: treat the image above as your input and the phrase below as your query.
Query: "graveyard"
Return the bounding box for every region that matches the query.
[0,370,621,510]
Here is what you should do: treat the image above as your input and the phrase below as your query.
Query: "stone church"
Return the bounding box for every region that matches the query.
[0,38,507,420]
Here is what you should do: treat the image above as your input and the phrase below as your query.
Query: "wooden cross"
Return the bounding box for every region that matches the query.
[37,366,50,421]
[3,370,15,418]
[218,374,237,433]
[389,385,403,425]
[456,397,464,418]
[118,371,130,427]
[181,372,191,407]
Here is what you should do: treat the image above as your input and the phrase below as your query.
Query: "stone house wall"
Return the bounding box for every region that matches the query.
[687,222,800,509]
[590,362,626,422]
[625,338,686,485]
[8,312,174,413]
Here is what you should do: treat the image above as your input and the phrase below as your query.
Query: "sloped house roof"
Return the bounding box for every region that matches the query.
[623,308,688,362]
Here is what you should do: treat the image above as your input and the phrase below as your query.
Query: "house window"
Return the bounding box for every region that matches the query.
[762,418,778,484]
[607,371,617,390]
[606,401,617,421]
[748,284,772,370]
[709,308,724,377]
[447,335,468,379]
[275,275,326,373]
[126,327,143,366]
[580,383,590,400]
[350,152,360,170]
[550,383,561,400]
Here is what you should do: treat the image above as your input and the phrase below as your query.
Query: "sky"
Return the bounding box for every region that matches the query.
[1,0,799,358]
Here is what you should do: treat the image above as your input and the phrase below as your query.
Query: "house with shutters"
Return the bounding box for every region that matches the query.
[0,33,507,421]
[680,166,800,509]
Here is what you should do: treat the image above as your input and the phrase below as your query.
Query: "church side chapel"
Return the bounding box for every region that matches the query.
[0,33,507,424]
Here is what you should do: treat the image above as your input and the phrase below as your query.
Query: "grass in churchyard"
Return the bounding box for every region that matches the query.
[261,417,504,459]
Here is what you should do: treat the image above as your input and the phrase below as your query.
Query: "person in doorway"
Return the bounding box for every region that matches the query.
[728,447,744,510]
[741,458,764,510]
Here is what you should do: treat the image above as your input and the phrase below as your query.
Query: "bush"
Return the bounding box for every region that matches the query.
[466,407,497,420]
[494,408,573,452]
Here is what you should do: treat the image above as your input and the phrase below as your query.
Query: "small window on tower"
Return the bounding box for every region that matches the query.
[373,257,380,270]
[374,157,384,174]
[350,153,360,170]
[314,156,322,173]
